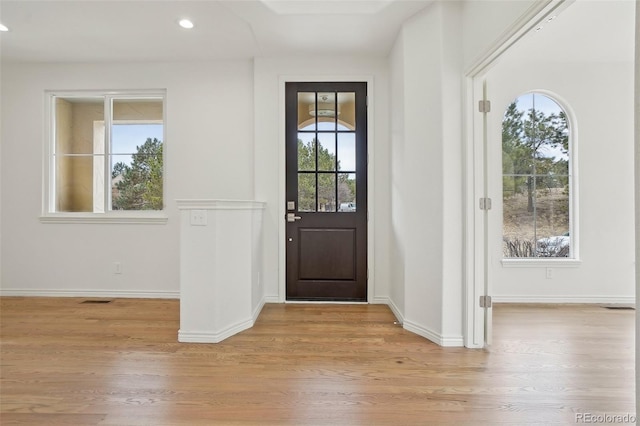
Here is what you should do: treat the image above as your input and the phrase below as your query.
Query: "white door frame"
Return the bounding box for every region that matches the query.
[463,0,575,348]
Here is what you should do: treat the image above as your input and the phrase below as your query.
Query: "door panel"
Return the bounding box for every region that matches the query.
[285,82,367,301]
[298,228,356,280]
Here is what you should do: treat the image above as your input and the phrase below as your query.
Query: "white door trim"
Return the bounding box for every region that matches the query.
[462,0,575,348]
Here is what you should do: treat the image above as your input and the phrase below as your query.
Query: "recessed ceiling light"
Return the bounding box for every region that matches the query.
[178,19,194,29]
[0,24,9,32]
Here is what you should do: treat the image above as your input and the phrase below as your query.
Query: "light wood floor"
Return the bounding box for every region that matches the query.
[0,298,635,425]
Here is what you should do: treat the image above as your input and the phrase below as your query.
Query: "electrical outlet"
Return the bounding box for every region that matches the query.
[545,268,553,279]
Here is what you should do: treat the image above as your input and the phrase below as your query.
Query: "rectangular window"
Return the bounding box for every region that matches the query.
[45,91,165,221]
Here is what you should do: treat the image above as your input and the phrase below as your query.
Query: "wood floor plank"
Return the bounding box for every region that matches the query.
[0,298,635,425]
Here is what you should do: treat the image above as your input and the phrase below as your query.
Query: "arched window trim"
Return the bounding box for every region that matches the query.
[501,90,580,266]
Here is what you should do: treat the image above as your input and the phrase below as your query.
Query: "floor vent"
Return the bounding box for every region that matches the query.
[602,306,635,310]
[81,300,113,304]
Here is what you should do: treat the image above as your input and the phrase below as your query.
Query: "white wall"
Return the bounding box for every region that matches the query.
[440,2,464,340]
[1,61,254,297]
[389,31,406,316]
[253,55,391,303]
[486,60,635,302]
[400,4,446,341]
[388,2,464,345]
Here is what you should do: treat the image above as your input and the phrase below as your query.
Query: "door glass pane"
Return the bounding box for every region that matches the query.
[315,92,336,131]
[317,133,336,171]
[317,121,336,131]
[298,92,316,130]
[337,92,356,130]
[338,173,356,212]
[337,133,356,171]
[317,173,336,212]
[298,173,316,212]
[298,133,316,171]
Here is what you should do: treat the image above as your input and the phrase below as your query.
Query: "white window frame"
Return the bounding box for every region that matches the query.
[501,90,580,267]
[41,89,168,224]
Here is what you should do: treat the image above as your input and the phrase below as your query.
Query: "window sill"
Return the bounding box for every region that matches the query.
[39,212,168,225]
[501,258,582,268]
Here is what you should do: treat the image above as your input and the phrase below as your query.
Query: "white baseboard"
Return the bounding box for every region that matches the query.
[371,296,463,347]
[178,297,264,344]
[264,295,281,303]
[375,296,404,325]
[370,295,390,304]
[492,295,636,304]
[178,318,254,344]
[440,334,465,347]
[0,288,180,299]
[252,297,266,323]
[403,319,464,347]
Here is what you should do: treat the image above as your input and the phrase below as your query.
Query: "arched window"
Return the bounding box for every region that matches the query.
[502,92,573,258]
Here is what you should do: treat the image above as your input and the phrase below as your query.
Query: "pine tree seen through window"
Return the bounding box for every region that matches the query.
[111,124,163,210]
[502,93,572,258]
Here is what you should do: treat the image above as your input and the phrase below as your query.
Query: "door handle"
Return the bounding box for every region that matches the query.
[286,213,302,222]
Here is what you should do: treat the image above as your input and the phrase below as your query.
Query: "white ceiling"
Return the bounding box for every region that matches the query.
[506,0,635,64]
[0,0,634,64]
[0,0,434,63]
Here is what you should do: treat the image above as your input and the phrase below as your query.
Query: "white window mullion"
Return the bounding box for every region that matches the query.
[105,96,113,212]
[48,95,57,213]
[93,119,106,213]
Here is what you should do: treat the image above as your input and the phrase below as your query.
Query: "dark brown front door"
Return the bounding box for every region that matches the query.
[285,82,367,301]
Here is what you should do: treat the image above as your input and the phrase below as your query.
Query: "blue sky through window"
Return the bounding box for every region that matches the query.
[111,123,163,166]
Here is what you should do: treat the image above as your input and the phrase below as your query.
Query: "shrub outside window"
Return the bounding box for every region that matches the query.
[45,91,165,218]
[502,92,573,259]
